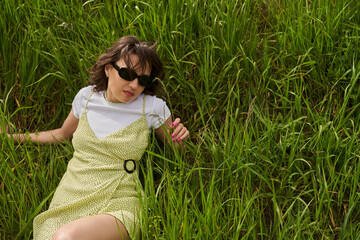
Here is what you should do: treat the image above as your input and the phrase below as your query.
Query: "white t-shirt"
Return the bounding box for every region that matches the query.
[72,86,171,140]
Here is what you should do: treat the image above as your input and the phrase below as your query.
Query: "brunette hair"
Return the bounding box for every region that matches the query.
[88,36,164,95]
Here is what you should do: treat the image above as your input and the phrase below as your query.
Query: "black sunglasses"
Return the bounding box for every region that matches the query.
[111,62,155,88]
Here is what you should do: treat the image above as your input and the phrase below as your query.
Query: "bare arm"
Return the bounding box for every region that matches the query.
[3,109,79,144]
[155,116,189,147]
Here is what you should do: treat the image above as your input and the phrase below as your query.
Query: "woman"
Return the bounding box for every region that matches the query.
[3,36,189,240]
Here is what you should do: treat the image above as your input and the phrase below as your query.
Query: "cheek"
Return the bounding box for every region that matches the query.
[137,86,145,93]
[107,76,118,89]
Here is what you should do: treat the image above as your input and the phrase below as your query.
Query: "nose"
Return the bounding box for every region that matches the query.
[129,78,140,89]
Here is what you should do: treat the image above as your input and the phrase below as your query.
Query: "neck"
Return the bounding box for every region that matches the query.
[105,90,125,104]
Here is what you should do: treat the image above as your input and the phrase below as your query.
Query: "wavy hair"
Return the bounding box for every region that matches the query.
[88,36,164,95]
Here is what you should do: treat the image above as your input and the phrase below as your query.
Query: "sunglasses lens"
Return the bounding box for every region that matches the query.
[139,76,154,88]
[118,68,132,81]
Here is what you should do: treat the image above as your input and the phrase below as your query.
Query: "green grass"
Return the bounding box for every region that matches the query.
[1,0,360,239]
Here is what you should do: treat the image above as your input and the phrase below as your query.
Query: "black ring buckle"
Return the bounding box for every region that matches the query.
[124,160,136,174]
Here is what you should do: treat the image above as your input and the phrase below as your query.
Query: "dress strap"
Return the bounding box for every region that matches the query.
[84,91,94,112]
[142,94,146,116]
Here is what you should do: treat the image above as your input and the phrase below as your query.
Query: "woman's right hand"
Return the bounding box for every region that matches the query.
[0,109,79,144]
[0,119,11,137]
[0,119,25,142]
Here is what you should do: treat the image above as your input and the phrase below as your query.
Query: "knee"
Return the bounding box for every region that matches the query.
[51,226,76,240]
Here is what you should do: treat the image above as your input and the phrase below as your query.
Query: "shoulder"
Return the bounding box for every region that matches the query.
[73,85,96,106]
[75,85,95,99]
[73,86,97,104]
[144,94,171,119]
[143,94,171,129]
[72,86,95,118]
[144,94,167,111]
[143,94,167,105]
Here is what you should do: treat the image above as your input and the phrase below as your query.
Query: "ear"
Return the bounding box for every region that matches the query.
[104,64,111,77]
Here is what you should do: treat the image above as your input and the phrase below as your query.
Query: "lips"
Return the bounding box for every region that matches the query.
[123,91,135,97]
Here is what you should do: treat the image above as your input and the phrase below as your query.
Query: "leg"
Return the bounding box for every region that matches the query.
[51,214,129,240]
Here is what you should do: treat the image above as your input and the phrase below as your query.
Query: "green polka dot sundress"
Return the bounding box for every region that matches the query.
[33,92,149,239]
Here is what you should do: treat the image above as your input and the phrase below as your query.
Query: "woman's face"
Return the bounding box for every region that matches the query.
[105,54,150,103]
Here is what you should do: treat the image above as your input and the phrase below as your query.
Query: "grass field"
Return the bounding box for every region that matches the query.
[1,0,360,239]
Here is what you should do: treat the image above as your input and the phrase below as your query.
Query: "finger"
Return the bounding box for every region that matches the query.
[178,132,189,142]
[0,124,8,134]
[172,123,184,136]
[0,119,9,134]
[173,130,190,144]
[173,135,187,149]
[180,130,189,141]
[0,119,3,133]
[173,127,188,141]
[170,118,181,129]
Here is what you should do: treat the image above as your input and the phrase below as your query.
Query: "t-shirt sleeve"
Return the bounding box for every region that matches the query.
[150,97,171,129]
[72,86,93,119]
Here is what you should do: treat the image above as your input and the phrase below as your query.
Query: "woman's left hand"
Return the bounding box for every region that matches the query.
[169,118,189,146]
[155,117,189,148]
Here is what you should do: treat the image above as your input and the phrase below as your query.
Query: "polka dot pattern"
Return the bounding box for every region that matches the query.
[33,93,149,240]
